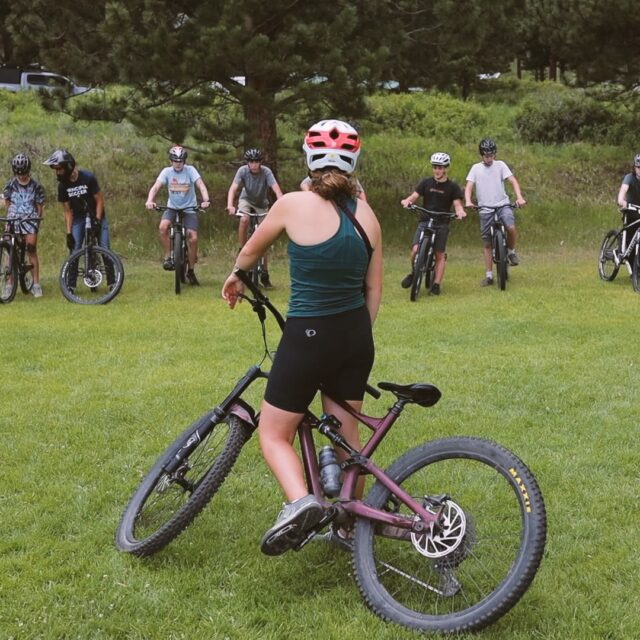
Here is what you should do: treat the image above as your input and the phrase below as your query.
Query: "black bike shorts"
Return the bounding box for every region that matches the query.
[264,305,375,414]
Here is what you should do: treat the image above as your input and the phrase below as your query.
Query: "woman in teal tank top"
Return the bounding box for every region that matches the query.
[222,120,383,556]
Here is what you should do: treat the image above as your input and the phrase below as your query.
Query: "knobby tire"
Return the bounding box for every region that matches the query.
[598,229,620,282]
[410,239,429,302]
[59,246,124,305]
[352,436,546,633]
[19,265,33,294]
[0,241,17,303]
[632,246,640,293]
[174,229,183,294]
[116,412,253,557]
[495,230,508,291]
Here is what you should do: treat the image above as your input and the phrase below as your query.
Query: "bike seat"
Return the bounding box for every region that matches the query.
[377,382,441,407]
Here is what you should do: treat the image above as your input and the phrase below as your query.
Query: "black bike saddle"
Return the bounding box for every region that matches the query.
[377,382,441,407]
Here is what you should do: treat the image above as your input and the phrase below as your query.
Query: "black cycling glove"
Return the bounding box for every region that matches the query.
[66,233,75,252]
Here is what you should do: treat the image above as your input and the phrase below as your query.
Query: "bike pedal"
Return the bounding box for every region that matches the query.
[292,507,338,552]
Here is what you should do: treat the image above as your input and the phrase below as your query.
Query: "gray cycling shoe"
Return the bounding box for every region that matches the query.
[260,494,324,556]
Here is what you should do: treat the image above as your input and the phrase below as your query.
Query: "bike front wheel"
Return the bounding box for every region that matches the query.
[353,437,546,633]
[632,246,640,293]
[173,229,184,294]
[494,229,508,290]
[0,241,17,303]
[410,239,430,302]
[116,411,253,557]
[598,230,620,282]
[60,246,124,304]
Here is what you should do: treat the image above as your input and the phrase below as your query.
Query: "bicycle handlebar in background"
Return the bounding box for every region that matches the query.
[465,202,518,211]
[405,204,456,220]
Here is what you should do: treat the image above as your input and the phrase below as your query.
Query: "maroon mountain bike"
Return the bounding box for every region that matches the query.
[116,272,546,633]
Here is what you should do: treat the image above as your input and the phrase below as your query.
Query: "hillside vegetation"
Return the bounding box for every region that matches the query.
[0,81,630,263]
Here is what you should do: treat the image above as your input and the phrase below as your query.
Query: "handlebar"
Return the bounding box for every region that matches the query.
[233,268,381,400]
[150,205,205,214]
[466,202,518,211]
[235,209,268,218]
[621,204,640,214]
[406,204,456,220]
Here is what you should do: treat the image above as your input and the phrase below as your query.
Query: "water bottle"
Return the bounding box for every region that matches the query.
[319,445,342,498]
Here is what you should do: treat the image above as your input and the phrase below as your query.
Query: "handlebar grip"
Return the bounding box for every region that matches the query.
[366,384,381,399]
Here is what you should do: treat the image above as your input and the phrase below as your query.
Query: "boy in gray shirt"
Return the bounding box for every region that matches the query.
[464,139,526,287]
[226,148,283,288]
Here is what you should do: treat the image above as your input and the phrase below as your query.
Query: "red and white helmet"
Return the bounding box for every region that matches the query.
[303,119,361,173]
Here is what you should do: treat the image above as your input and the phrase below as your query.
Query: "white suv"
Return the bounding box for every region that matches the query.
[0,66,89,95]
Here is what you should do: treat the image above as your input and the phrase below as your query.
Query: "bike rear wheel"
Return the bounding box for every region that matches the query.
[410,239,429,302]
[59,246,124,304]
[494,229,508,290]
[632,246,640,293]
[0,241,18,303]
[116,411,253,557]
[19,262,34,294]
[353,437,546,633]
[598,229,620,282]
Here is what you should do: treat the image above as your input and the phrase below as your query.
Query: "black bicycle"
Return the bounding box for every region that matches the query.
[59,208,124,304]
[598,205,640,292]
[0,216,41,303]
[154,206,204,294]
[115,271,546,633]
[405,204,455,301]
[471,203,517,291]
[237,208,269,288]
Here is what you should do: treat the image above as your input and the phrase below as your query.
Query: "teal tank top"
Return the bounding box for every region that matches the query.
[287,204,369,317]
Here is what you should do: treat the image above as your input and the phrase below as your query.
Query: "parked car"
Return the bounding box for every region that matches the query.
[0,66,89,95]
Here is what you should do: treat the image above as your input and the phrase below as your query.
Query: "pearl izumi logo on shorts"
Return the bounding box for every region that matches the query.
[305,329,316,337]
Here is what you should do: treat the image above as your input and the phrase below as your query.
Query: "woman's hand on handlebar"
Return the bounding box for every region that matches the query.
[145,201,156,211]
[226,205,237,216]
[221,273,245,309]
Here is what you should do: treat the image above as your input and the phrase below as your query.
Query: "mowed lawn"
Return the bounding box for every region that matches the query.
[1,246,638,640]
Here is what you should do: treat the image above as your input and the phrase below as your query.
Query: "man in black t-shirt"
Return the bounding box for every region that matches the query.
[400,152,466,295]
[43,149,112,254]
[617,153,640,251]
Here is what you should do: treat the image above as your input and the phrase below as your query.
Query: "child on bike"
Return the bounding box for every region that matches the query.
[616,153,640,250]
[464,139,526,287]
[145,145,211,285]
[226,148,284,288]
[2,153,45,297]
[400,152,466,296]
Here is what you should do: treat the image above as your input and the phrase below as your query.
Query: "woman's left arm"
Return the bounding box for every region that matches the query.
[221,199,288,308]
[362,209,383,324]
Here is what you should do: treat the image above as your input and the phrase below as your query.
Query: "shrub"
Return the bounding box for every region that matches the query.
[515,83,614,144]
[364,92,489,143]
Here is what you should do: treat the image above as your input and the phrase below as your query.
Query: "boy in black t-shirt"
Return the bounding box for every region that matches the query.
[400,152,466,295]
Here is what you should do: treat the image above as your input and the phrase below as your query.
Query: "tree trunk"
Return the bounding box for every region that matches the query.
[242,85,278,175]
[549,54,557,81]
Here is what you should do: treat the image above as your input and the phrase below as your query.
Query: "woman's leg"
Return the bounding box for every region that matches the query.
[321,395,365,499]
[258,400,307,502]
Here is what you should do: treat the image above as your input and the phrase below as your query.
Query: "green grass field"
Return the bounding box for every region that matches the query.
[1,246,638,639]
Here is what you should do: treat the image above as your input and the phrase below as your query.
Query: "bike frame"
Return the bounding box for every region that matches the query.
[237,209,268,285]
[615,215,640,267]
[168,274,443,535]
[0,216,39,282]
